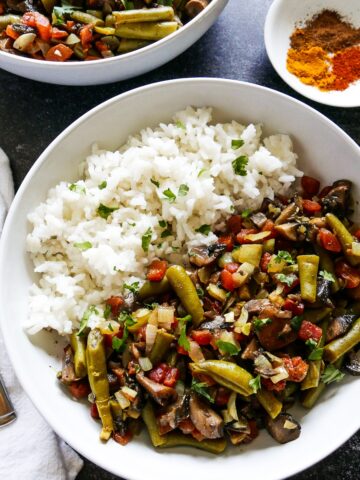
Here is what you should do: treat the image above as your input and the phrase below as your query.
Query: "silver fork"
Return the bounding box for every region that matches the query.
[0,374,16,427]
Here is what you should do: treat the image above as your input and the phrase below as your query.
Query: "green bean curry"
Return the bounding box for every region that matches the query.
[59,175,360,452]
[0,0,209,61]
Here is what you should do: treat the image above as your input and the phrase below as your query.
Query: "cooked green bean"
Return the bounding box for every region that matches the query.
[86,329,113,441]
[324,317,360,363]
[303,307,332,324]
[142,401,167,447]
[113,6,174,24]
[138,277,171,300]
[70,11,105,26]
[301,382,326,409]
[115,21,178,41]
[70,332,87,379]
[301,320,327,391]
[257,389,282,419]
[297,254,319,303]
[160,432,227,454]
[118,38,151,53]
[190,360,254,396]
[314,244,340,293]
[326,213,359,266]
[0,14,21,30]
[149,330,175,365]
[166,265,204,326]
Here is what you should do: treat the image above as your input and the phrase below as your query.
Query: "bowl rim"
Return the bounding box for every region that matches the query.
[0,0,227,68]
[1,77,360,479]
[264,0,360,108]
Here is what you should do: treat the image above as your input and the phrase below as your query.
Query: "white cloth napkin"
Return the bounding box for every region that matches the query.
[0,148,83,480]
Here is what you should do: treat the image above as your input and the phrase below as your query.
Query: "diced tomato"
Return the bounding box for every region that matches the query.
[106,295,124,316]
[318,185,332,199]
[21,11,36,27]
[218,234,234,252]
[298,320,322,342]
[233,331,245,342]
[163,367,180,387]
[80,24,93,49]
[318,228,342,253]
[335,260,360,289]
[301,176,320,196]
[137,324,147,342]
[90,402,99,419]
[215,387,231,406]
[5,24,19,39]
[227,215,243,234]
[236,228,258,244]
[103,327,123,349]
[148,363,167,383]
[178,418,195,435]
[221,269,236,291]
[282,356,309,382]
[95,40,109,53]
[224,262,239,273]
[45,44,73,61]
[302,199,322,214]
[68,381,91,399]
[283,298,304,315]
[66,20,75,29]
[261,378,286,392]
[191,329,213,345]
[261,219,277,239]
[177,345,188,355]
[113,430,133,446]
[353,229,360,241]
[51,27,68,40]
[34,12,51,41]
[191,429,206,442]
[260,252,272,272]
[282,276,300,294]
[146,259,167,282]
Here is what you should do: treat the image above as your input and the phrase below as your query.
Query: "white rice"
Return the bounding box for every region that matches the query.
[25,107,303,335]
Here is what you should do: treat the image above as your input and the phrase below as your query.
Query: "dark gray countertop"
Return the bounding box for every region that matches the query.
[1,0,359,478]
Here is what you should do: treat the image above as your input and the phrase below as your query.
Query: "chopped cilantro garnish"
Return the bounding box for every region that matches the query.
[172,246,179,252]
[178,315,192,351]
[161,229,172,238]
[176,120,186,130]
[308,347,324,361]
[69,183,86,194]
[128,221,136,227]
[191,378,214,403]
[196,286,204,297]
[123,281,140,294]
[274,250,294,265]
[98,181,107,190]
[118,311,136,327]
[104,304,111,319]
[305,338,318,350]
[108,323,114,332]
[216,340,240,356]
[241,209,252,218]
[120,0,134,9]
[249,374,261,394]
[195,224,211,235]
[321,364,345,385]
[253,317,272,331]
[290,315,303,331]
[158,219,167,228]
[77,306,98,336]
[275,273,297,287]
[162,188,176,203]
[73,241,92,251]
[97,203,118,219]
[319,270,335,283]
[232,155,248,176]
[151,178,160,188]
[198,168,207,177]
[178,184,189,197]
[157,0,173,5]
[231,139,244,149]
[141,227,152,252]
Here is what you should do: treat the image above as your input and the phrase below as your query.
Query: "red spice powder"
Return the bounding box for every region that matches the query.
[331,46,360,91]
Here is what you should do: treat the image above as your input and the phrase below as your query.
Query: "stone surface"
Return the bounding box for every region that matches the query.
[0,0,359,478]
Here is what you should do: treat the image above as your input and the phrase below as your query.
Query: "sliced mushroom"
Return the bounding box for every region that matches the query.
[256,317,297,352]
[265,413,301,444]
[241,337,260,360]
[326,314,357,342]
[274,222,299,241]
[189,393,223,439]
[107,372,120,394]
[184,0,209,18]
[200,315,226,330]
[189,243,225,267]
[157,394,190,435]
[250,212,268,229]
[344,349,360,376]
[245,299,273,314]
[136,373,177,406]
[316,278,334,307]
[275,203,299,225]
[321,180,351,217]
[60,345,76,385]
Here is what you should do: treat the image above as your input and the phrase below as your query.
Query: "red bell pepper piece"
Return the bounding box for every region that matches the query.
[298,320,322,342]
[301,176,320,196]
[335,260,360,289]
[319,228,342,253]
[146,259,167,282]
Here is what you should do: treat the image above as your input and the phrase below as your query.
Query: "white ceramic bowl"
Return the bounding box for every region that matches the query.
[1,78,360,480]
[264,0,360,107]
[0,0,227,85]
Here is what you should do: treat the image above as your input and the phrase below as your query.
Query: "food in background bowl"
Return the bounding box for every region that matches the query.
[0,0,211,61]
[25,107,360,452]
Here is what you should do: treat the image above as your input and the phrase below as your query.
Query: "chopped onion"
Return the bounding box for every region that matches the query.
[98,319,120,335]
[224,311,235,323]
[221,409,233,424]
[227,391,238,421]
[188,340,205,362]
[231,417,250,433]
[284,419,298,430]
[352,242,360,257]
[88,393,95,404]
[121,386,138,401]
[255,288,269,299]
[270,366,289,384]
[115,390,130,409]
[157,306,175,330]
[241,323,252,336]
[148,309,158,327]
[127,409,141,419]
[65,33,80,45]
[239,262,255,276]
[265,352,283,367]
[145,324,158,354]
[134,308,150,319]
[13,33,36,52]
[234,307,248,333]
[138,357,153,372]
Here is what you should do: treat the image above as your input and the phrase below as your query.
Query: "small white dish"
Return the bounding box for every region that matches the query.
[0,0,228,85]
[264,0,360,107]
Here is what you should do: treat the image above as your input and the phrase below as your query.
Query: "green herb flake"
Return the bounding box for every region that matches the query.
[73,241,92,251]
[172,246,179,252]
[274,250,294,265]
[176,120,186,130]
[216,340,240,356]
[178,315,192,352]
[104,304,111,319]
[241,209,252,218]
[249,374,261,394]
[275,273,297,287]
[305,338,318,350]
[128,221,136,227]
[231,139,245,150]
[69,183,86,194]
[191,378,214,403]
[157,0,173,5]
[108,323,114,332]
[321,364,345,385]
[290,315,303,331]
[123,281,140,294]
[98,181,107,190]
[253,317,272,331]
[120,0,134,9]
[162,188,176,203]
[118,311,136,327]
[195,224,211,235]
[198,168,207,177]
[161,229,172,238]
[158,220,167,228]
[97,203,119,220]
[151,178,160,188]
[112,331,128,353]
[178,184,189,197]
[232,155,248,176]
[77,305,98,336]
[308,347,324,361]
[319,270,335,283]
[196,286,204,297]
[141,227,152,252]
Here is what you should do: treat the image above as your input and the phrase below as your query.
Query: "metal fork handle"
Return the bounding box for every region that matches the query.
[0,373,16,427]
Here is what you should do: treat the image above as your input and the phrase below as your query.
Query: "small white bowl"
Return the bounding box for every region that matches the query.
[264,0,360,107]
[0,0,228,85]
[1,78,360,480]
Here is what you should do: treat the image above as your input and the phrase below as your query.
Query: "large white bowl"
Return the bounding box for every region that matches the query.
[0,0,227,85]
[264,0,360,107]
[1,78,360,480]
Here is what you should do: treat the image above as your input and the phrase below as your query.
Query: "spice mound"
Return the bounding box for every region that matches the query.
[286,10,360,92]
